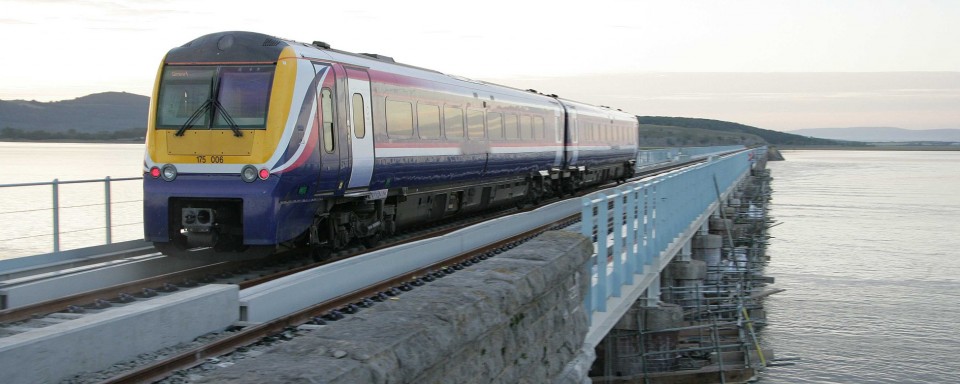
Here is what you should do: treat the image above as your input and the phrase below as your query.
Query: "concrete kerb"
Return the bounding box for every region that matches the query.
[0,239,154,281]
[0,284,238,384]
[0,255,214,309]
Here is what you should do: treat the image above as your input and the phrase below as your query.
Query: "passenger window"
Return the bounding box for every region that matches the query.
[520,116,532,139]
[321,88,334,152]
[467,109,485,139]
[352,93,365,138]
[487,112,503,140]
[505,114,519,139]
[444,107,464,139]
[418,103,441,139]
[386,99,414,137]
[533,117,545,141]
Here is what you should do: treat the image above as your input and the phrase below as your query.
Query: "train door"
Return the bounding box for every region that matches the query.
[345,67,374,190]
[567,106,580,165]
[313,63,345,193]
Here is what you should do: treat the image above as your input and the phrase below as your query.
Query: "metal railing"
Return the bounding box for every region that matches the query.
[581,148,758,316]
[636,145,745,169]
[0,177,142,257]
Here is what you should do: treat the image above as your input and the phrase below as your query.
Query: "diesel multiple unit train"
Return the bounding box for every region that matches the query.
[143,31,639,257]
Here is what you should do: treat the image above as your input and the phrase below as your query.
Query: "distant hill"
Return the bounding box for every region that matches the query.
[789,127,960,142]
[638,116,854,146]
[638,124,766,147]
[0,92,149,133]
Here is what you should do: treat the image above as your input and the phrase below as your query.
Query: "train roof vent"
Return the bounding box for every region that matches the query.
[262,37,281,46]
[312,41,331,49]
[360,53,395,62]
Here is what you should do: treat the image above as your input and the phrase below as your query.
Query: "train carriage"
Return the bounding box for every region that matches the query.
[560,99,639,191]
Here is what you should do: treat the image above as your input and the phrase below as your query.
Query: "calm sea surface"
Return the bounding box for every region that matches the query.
[760,150,960,383]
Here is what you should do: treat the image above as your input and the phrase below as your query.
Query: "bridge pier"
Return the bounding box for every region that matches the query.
[693,231,723,283]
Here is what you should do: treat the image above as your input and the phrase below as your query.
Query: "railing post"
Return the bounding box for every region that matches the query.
[104,176,112,244]
[640,186,650,272]
[581,197,595,315]
[624,185,636,285]
[597,193,608,312]
[52,178,60,253]
[649,183,658,263]
[611,189,623,297]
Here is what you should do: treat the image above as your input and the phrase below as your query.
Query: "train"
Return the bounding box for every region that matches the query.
[143,31,639,258]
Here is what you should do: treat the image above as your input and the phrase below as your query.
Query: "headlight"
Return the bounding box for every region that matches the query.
[241,165,258,183]
[161,164,177,181]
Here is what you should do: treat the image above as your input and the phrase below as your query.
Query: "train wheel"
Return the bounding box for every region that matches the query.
[310,246,332,262]
[361,232,381,248]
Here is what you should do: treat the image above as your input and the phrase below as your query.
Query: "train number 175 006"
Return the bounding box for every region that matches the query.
[196,155,225,163]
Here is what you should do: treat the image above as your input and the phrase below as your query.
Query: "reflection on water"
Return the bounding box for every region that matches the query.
[760,150,960,383]
[0,142,145,259]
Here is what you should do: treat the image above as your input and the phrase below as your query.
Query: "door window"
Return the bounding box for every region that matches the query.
[352,93,365,138]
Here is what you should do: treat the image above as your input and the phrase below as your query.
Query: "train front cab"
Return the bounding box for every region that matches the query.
[143,33,327,256]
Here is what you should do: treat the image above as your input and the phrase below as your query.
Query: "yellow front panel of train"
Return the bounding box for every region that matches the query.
[164,130,255,156]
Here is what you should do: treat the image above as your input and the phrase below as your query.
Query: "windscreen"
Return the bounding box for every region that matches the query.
[156,65,275,130]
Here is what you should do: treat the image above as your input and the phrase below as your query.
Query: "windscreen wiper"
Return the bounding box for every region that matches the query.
[212,99,243,137]
[175,98,212,136]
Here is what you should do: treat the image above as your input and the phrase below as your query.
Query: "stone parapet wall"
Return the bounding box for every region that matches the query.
[198,230,593,383]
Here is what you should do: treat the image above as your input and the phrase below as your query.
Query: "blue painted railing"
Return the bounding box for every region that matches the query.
[636,145,744,169]
[581,148,759,315]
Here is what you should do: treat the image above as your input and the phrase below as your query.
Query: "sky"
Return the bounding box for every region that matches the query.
[1,0,958,131]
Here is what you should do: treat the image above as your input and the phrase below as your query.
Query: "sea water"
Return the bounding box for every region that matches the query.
[760,150,960,383]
